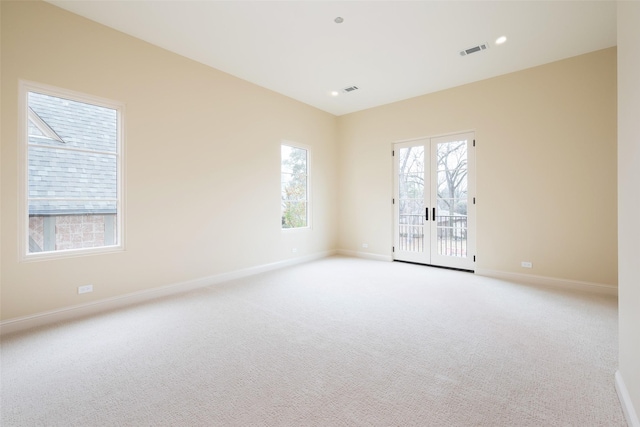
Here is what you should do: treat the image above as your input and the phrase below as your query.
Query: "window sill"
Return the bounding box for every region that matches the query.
[20,245,124,263]
[281,226,311,232]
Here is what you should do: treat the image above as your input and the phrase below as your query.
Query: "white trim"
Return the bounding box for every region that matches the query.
[393,129,477,145]
[18,80,126,262]
[337,249,393,262]
[29,198,118,202]
[28,141,116,156]
[20,79,124,110]
[616,370,640,427]
[19,244,123,263]
[475,268,618,296]
[0,250,336,335]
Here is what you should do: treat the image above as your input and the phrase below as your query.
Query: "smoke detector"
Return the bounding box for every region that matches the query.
[459,43,489,57]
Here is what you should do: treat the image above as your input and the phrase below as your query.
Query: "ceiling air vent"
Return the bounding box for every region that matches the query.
[459,43,489,57]
[342,85,359,93]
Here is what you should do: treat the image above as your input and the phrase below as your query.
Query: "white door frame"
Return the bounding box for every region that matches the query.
[393,132,476,271]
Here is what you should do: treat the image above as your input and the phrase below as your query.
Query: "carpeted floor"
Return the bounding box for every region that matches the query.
[0,256,626,426]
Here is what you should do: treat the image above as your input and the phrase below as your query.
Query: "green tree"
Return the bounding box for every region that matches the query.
[281,146,308,228]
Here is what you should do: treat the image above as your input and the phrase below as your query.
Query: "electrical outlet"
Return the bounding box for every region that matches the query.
[292,248,298,253]
[78,284,93,294]
[521,261,532,268]
[362,243,368,248]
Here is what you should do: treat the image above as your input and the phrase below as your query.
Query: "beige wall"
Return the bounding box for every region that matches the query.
[0,1,620,325]
[0,1,338,320]
[617,0,640,421]
[338,48,617,286]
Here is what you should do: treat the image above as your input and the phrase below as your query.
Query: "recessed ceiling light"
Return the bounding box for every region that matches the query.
[334,17,344,24]
[330,91,339,97]
[496,36,507,45]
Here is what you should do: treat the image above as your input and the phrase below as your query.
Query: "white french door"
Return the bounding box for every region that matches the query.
[393,132,475,271]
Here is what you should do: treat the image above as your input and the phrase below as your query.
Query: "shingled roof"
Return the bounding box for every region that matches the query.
[28,92,117,216]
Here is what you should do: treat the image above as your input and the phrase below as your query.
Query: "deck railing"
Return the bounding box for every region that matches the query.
[398,214,467,257]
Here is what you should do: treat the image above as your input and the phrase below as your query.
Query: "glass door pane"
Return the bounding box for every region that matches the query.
[435,139,468,257]
[394,141,429,263]
[394,133,474,270]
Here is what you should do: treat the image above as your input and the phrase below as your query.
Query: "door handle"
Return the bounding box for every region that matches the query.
[425,207,429,221]
[433,208,436,221]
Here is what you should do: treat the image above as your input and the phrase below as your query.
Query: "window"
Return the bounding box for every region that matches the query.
[281,143,309,229]
[20,81,124,259]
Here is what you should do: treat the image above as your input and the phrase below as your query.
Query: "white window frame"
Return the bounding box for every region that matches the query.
[18,80,126,262]
[281,141,311,231]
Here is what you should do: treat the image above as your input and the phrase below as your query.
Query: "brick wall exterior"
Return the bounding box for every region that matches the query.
[29,216,45,250]
[28,214,116,252]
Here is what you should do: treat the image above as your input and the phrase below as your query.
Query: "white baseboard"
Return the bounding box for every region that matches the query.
[474,268,617,296]
[337,249,393,262]
[616,370,640,427]
[0,250,336,335]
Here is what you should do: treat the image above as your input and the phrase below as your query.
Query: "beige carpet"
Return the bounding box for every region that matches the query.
[0,256,626,426]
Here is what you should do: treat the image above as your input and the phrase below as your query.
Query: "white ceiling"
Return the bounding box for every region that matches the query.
[47,1,617,116]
